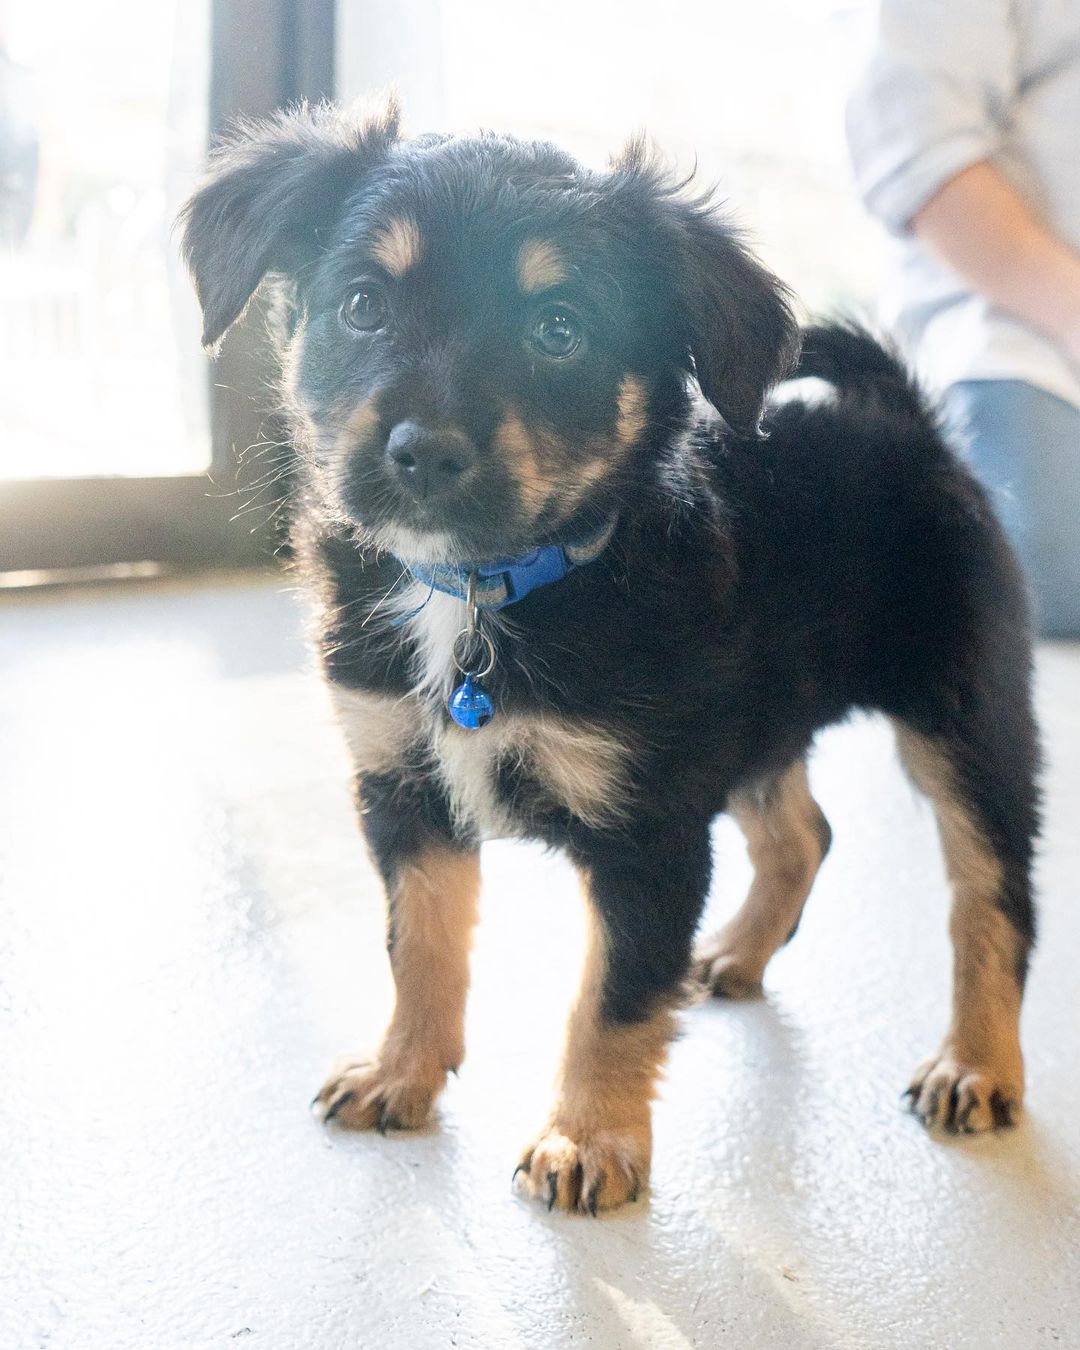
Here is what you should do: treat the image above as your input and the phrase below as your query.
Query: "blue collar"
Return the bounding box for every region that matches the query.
[400,514,618,610]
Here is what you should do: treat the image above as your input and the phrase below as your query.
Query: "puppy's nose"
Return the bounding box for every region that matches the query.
[385,420,476,501]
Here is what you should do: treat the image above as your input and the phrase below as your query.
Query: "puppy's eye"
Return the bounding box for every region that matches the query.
[341,282,388,333]
[529,305,583,360]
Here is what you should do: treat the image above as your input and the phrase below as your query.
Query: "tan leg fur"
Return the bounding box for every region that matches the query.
[516,891,673,1214]
[693,759,830,997]
[895,727,1026,1132]
[313,846,481,1130]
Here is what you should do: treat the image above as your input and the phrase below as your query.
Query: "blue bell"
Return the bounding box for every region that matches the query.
[448,674,495,729]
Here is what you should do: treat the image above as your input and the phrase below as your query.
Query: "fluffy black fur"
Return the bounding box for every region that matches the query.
[180,103,1039,1157]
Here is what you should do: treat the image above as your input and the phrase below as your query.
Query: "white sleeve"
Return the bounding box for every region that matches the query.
[846,0,1019,235]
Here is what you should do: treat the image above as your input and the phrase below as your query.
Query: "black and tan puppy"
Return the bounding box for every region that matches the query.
[180,101,1039,1214]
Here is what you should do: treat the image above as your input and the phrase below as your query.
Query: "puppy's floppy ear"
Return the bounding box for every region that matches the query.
[674,206,801,436]
[178,98,399,350]
[612,138,800,437]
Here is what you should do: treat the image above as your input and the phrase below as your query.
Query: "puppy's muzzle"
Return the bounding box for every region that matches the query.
[386,420,477,504]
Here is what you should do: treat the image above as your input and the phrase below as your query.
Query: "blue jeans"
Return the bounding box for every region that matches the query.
[946,380,1080,639]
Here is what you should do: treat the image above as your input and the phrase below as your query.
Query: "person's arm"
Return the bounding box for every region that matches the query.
[847,0,1015,230]
[912,160,1080,368]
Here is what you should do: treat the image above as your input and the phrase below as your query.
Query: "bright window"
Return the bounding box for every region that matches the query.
[1,0,211,480]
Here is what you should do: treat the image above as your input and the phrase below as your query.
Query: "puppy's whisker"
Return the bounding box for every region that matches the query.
[360,566,412,629]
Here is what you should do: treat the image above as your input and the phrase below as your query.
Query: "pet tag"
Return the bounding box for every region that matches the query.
[448,572,497,730]
[448,673,495,729]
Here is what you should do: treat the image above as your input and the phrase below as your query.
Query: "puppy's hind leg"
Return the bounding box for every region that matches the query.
[894,719,1037,1133]
[692,758,831,998]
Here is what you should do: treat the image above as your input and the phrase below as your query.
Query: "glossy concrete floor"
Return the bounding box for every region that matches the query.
[2,571,1078,1350]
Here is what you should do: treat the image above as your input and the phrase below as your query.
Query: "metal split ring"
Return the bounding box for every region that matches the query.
[452,628,496,679]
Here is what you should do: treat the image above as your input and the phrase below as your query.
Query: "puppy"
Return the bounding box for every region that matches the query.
[180,100,1039,1214]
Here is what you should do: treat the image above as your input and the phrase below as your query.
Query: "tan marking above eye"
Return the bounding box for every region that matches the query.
[370,216,423,277]
[517,238,568,294]
[616,375,648,446]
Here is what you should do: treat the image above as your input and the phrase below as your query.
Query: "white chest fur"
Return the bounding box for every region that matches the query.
[329,587,635,838]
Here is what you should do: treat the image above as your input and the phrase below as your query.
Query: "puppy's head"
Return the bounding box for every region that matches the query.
[180,102,798,563]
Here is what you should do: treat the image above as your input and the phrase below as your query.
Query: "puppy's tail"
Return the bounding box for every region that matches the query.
[791,320,935,429]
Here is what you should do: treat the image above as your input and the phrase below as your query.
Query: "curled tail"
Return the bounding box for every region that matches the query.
[790,321,938,431]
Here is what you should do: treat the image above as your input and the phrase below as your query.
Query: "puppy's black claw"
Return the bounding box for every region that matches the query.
[323,1090,355,1124]
[546,1171,558,1212]
[586,1169,605,1217]
[511,1164,526,1191]
[569,1161,584,1213]
[627,1168,641,1204]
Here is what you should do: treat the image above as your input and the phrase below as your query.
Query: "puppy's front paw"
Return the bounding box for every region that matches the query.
[312,1052,445,1132]
[515,1124,649,1215]
[904,1049,1023,1133]
[690,938,764,999]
